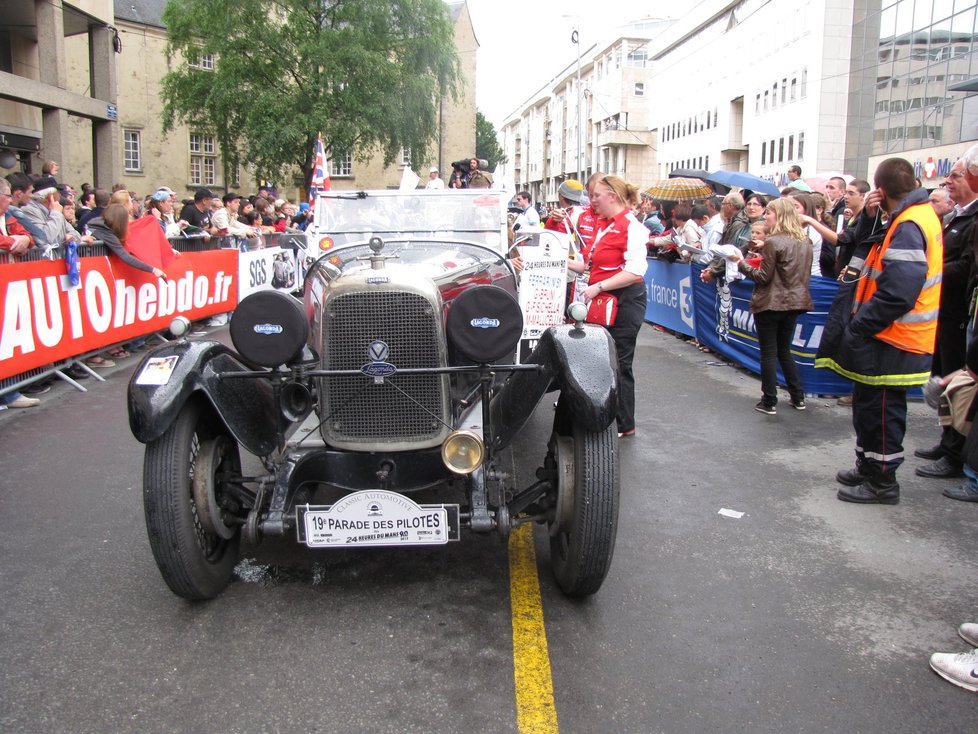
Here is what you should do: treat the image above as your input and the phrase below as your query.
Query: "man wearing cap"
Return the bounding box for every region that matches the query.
[213,192,262,250]
[545,180,585,235]
[21,175,93,246]
[179,188,218,238]
[147,187,188,237]
[425,166,444,190]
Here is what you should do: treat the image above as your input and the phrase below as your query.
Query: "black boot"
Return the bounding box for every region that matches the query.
[837,470,900,505]
[836,466,868,487]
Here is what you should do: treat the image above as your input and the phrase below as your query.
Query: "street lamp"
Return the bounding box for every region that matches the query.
[571,28,582,183]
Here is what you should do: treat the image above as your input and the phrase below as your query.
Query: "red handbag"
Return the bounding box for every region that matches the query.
[585,293,619,326]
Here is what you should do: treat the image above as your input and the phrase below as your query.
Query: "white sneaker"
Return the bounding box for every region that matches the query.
[929,648,978,692]
[207,314,228,327]
[960,622,978,648]
[8,395,40,409]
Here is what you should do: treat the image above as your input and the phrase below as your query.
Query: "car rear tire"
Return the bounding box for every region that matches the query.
[143,399,241,600]
[549,420,619,597]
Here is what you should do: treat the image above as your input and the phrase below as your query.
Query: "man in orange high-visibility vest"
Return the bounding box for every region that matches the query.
[817,157,944,505]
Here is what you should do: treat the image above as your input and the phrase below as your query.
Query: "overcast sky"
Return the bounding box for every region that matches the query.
[458,0,676,128]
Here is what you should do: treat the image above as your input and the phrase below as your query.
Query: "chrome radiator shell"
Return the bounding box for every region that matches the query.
[316,272,451,451]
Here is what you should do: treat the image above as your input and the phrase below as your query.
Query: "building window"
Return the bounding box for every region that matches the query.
[190,52,215,70]
[761,141,766,165]
[626,48,648,67]
[772,82,778,109]
[764,90,769,111]
[189,133,217,186]
[123,130,141,172]
[801,68,808,97]
[331,151,353,177]
[788,134,794,161]
[778,137,784,163]
[756,93,761,114]
[634,82,645,96]
[791,76,797,101]
[798,132,805,160]
[781,78,787,104]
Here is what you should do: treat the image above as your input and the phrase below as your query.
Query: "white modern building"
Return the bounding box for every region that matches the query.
[497,18,674,204]
[496,0,978,196]
[652,0,857,184]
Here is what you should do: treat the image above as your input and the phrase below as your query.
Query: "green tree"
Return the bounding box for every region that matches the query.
[475,111,506,172]
[160,0,460,188]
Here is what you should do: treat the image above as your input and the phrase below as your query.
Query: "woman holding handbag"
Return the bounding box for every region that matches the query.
[574,174,648,437]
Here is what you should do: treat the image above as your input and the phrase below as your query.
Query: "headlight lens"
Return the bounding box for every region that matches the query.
[169,315,191,337]
[567,301,588,324]
[441,430,485,474]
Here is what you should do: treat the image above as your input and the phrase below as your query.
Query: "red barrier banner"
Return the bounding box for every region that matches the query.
[1,249,238,379]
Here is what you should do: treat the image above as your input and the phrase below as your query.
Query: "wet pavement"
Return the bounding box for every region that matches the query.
[1,323,975,733]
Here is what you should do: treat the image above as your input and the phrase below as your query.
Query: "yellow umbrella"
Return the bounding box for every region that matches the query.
[643,177,714,202]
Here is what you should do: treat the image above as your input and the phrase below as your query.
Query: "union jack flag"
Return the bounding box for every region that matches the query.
[309,133,331,204]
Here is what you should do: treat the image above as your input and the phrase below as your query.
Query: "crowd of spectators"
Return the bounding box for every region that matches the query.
[0,163,309,410]
[523,156,975,692]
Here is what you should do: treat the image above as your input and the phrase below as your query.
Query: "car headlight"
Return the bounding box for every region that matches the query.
[229,291,309,368]
[567,301,587,324]
[441,430,485,474]
[169,315,191,338]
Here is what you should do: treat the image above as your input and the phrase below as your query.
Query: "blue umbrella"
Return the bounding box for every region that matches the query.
[705,170,782,197]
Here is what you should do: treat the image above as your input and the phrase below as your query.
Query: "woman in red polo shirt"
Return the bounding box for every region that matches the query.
[579,174,649,437]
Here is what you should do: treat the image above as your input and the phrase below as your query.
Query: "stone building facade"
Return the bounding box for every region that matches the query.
[0,0,478,201]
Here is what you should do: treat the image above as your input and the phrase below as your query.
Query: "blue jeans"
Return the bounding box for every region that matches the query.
[0,391,24,407]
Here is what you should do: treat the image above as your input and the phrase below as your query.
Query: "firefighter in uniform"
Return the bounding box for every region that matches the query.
[817,157,944,504]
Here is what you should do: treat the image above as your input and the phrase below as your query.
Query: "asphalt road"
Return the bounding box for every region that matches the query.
[1,324,975,733]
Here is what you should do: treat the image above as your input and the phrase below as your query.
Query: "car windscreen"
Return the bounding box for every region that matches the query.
[314,239,508,280]
[310,191,507,254]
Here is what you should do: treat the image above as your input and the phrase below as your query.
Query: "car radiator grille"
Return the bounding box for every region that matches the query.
[319,289,447,447]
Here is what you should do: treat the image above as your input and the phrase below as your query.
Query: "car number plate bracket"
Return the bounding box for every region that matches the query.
[296,490,460,548]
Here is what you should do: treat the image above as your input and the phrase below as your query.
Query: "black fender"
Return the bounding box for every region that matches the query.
[488,323,618,451]
[127,340,283,457]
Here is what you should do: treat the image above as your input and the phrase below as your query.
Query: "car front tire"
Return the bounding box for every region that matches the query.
[143,399,241,600]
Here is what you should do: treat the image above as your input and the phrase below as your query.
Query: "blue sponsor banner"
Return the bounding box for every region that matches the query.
[643,258,696,337]
[690,263,853,396]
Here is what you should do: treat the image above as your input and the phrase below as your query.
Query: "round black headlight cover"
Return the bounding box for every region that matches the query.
[229,291,309,368]
[447,285,524,364]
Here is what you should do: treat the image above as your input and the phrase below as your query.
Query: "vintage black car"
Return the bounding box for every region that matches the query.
[128,190,620,600]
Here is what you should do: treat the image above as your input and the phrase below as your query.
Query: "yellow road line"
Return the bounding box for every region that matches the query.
[509,523,559,733]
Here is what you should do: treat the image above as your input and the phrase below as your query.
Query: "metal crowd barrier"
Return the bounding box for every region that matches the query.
[0,230,308,398]
[0,230,306,264]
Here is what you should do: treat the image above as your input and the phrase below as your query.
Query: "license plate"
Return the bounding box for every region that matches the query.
[296,490,460,548]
